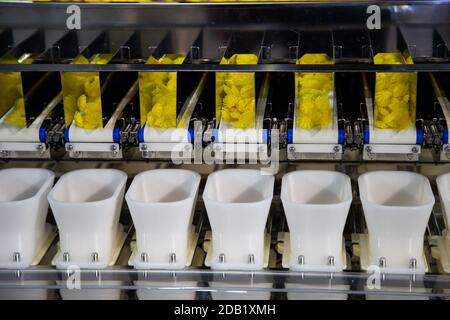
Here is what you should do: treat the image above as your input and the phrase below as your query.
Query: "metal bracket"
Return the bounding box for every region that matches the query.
[66,143,122,159]
[0,142,50,159]
[363,144,421,161]
[211,142,268,162]
[440,144,450,161]
[287,143,342,160]
[139,142,193,160]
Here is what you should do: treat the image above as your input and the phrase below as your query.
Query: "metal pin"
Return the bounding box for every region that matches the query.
[141,252,148,263]
[170,253,176,263]
[409,258,417,269]
[91,252,99,263]
[63,252,70,263]
[13,252,20,263]
[248,254,255,264]
[327,255,335,266]
[298,255,305,265]
[379,257,386,268]
[219,253,226,263]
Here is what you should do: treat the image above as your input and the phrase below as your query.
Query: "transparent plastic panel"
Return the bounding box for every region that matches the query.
[61,53,112,130]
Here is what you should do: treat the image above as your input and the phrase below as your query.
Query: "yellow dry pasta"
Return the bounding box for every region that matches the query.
[139,54,185,128]
[61,53,112,130]
[373,51,416,130]
[0,53,35,129]
[295,53,334,129]
[216,54,257,129]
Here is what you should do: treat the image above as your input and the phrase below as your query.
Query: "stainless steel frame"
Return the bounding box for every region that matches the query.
[1,0,450,299]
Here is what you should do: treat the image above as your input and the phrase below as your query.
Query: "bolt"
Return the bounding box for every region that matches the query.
[298,255,305,265]
[409,258,417,269]
[328,256,335,266]
[63,252,70,263]
[379,257,386,268]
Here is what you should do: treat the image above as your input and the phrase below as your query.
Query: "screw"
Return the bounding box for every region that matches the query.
[248,254,255,264]
[63,252,70,263]
[91,252,99,263]
[170,253,176,263]
[444,145,450,152]
[111,145,117,152]
[411,146,419,154]
[141,252,148,263]
[379,257,386,268]
[409,258,417,269]
[219,253,226,263]
[333,145,341,153]
[13,252,20,263]
[328,256,335,266]
[365,145,372,153]
[298,255,305,265]
[67,144,73,151]
[289,146,296,153]
[141,144,147,151]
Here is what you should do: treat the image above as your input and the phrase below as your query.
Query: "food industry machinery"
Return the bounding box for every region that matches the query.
[1,0,450,300]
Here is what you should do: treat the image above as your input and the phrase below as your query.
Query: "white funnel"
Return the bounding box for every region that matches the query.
[436,173,450,236]
[358,171,434,273]
[48,169,127,269]
[126,169,200,269]
[203,169,274,270]
[0,168,54,269]
[281,170,352,271]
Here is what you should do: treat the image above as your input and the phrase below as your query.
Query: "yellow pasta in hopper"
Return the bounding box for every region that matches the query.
[373,51,416,130]
[216,54,257,129]
[295,53,334,130]
[61,53,112,130]
[139,54,185,128]
[0,53,35,128]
